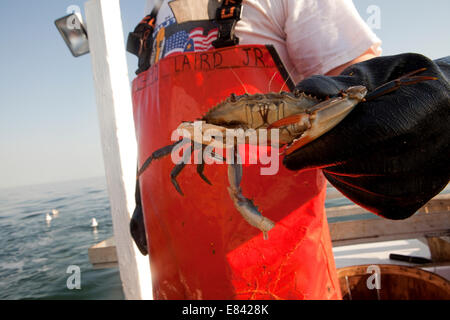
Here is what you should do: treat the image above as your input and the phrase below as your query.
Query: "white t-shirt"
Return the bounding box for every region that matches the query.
[145,0,381,83]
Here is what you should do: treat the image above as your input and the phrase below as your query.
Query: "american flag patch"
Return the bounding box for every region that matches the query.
[164,27,218,58]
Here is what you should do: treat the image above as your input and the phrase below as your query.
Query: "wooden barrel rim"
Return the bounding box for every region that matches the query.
[337,264,450,294]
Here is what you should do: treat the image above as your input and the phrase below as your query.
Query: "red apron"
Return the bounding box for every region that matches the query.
[132,45,341,300]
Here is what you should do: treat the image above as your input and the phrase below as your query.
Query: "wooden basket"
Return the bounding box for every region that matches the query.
[337,264,450,300]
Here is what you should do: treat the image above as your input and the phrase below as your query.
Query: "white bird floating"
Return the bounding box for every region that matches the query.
[46,213,52,222]
[91,218,98,228]
[52,209,59,217]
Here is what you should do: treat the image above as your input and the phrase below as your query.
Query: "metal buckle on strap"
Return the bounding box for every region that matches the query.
[212,0,243,49]
[127,0,163,74]
[127,15,155,56]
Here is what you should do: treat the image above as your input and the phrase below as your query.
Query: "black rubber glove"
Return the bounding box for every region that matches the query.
[130,179,148,255]
[283,53,450,220]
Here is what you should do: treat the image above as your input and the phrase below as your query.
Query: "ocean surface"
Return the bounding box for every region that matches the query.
[0,177,124,300]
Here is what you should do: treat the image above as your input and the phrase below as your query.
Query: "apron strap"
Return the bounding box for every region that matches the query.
[127,0,164,74]
[128,0,244,73]
[212,0,243,48]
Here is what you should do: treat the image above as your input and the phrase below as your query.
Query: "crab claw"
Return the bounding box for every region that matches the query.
[270,86,368,155]
[227,154,275,239]
[177,121,229,149]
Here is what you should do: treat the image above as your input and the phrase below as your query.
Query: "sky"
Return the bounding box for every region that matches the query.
[0,0,449,189]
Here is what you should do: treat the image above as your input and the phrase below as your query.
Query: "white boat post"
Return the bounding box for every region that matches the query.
[84,0,152,300]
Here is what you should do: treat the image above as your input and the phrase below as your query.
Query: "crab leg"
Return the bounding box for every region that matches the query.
[172,142,226,195]
[365,68,438,101]
[137,140,186,178]
[172,142,215,195]
[138,138,225,195]
[227,153,275,240]
[196,144,212,186]
[169,143,194,196]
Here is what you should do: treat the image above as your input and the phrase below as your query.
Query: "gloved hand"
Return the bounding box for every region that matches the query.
[283,53,450,219]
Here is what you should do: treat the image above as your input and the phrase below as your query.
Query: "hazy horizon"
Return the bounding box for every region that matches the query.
[0,174,106,191]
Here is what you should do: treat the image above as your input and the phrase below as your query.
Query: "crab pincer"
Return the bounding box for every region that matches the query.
[267,86,368,155]
[267,68,437,155]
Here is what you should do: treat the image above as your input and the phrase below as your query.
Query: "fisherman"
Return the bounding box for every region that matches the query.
[129,0,449,299]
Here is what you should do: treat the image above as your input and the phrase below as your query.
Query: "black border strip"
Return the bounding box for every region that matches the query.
[265,45,296,92]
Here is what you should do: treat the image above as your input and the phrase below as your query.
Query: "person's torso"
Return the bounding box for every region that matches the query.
[145,0,299,81]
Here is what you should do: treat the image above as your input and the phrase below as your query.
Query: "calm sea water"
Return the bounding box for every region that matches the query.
[0,177,125,300]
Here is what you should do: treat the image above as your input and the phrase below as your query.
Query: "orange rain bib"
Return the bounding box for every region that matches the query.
[132,45,341,300]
